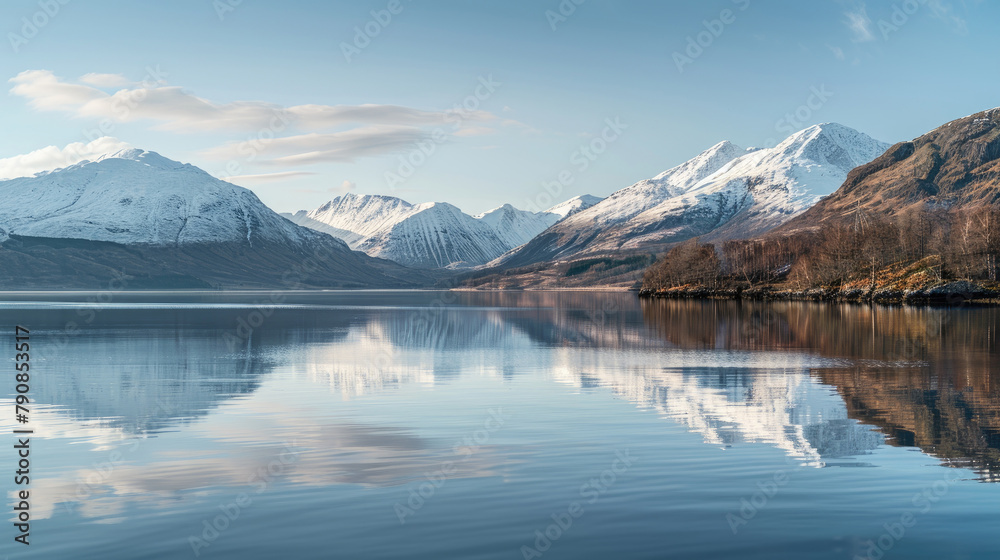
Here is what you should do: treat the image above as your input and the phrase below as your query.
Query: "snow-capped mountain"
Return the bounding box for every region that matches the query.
[288,193,599,269]
[0,148,424,288]
[290,194,415,248]
[494,124,889,268]
[285,194,508,268]
[475,195,604,248]
[474,204,563,249]
[357,201,510,269]
[0,148,318,246]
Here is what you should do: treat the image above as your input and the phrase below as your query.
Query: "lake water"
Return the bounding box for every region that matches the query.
[2,291,999,559]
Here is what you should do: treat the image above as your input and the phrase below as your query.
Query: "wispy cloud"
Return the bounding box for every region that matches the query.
[843,5,875,42]
[200,126,429,165]
[10,70,493,134]
[0,137,131,180]
[8,70,506,170]
[221,171,318,185]
[827,44,846,60]
[78,72,133,88]
[290,104,494,130]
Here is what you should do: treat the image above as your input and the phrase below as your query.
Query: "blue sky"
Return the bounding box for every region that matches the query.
[1,0,997,214]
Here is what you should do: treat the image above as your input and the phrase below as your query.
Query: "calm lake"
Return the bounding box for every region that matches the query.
[2,291,999,559]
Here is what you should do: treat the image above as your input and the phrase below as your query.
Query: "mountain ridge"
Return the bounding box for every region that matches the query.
[287,192,602,269]
[778,108,1000,231]
[489,123,889,272]
[0,150,431,288]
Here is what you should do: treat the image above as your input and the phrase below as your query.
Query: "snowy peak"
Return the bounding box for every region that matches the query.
[311,193,415,219]
[293,192,601,268]
[295,194,509,268]
[473,203,515,221]
[768,123,890,179]
[412,201,470,219]
[354,200,509,268]
[475,203,563,248]
[649,140,750,193]
[545,194,603,218]
[94,148,191,171]
[568,139,748,231]
[96,147,150,162]
[315,192,412,213]
[306,193,416,242]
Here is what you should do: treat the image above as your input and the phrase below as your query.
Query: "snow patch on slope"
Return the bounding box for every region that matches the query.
[567,140,750,231]
[545,194,604,219]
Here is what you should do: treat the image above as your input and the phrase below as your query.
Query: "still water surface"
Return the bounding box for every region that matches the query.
[1,291,999,559]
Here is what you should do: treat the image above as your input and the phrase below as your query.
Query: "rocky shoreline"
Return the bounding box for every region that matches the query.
[638,280,1000,305]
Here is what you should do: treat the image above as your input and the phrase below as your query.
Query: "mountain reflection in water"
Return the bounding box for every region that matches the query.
[641,299,1000,480]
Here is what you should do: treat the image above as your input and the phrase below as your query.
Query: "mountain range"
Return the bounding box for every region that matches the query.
[3,109,997,290]
[0,149,426,289]
[284,193,601,268]
[490,123,889,272]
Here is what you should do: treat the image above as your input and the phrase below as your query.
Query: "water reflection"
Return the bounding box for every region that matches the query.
[640,299,1000,480]
[3,292,999,560]
[553,366,884,467]
[10,296,1000,466]
[28,417,506,522]
[4,292,1000,530]
[30,330,267,436]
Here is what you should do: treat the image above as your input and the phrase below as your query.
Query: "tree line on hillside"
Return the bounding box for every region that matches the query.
[641,204,1000,292]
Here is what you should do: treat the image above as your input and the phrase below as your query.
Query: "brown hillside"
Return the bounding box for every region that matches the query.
[780,107,1000,230]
